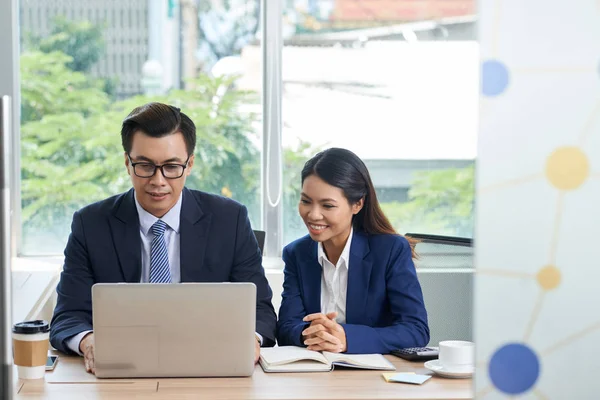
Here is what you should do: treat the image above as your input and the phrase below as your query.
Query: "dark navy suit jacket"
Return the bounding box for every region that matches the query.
[50,188,277,353]
[276,231,429,354]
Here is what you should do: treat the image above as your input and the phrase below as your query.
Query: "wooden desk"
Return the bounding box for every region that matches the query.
[14,353,473,399]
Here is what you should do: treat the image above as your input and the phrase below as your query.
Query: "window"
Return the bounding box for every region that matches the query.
[10,0,476,259]
[18,0,263,254]
[280,1,477,244]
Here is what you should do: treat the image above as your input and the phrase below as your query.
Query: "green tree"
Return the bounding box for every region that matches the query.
[381,165,475,237]
[20,51,109,123]
[26,17,119,98]
[20,51,115,233]
[27,16,105,73]
[20,51,263,252]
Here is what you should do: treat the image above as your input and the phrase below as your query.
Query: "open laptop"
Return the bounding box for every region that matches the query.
[91,282,256,378]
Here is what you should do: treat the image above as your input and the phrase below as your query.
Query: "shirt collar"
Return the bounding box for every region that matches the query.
[317,227,353,269]
[134,190,183,235]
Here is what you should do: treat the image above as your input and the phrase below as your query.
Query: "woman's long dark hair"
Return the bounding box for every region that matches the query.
[301,148,418,258]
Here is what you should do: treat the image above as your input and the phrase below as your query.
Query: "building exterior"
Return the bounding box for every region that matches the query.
[331,0,475,27]
[19,0,182,98]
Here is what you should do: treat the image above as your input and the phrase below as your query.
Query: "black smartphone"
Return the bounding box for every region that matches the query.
[45,355,59,371]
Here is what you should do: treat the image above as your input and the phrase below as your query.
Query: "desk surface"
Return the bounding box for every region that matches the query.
[14,353,473,400]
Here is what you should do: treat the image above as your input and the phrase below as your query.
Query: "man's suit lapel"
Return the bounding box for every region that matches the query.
[109,189,142,282]
[301,240,322,315]
[179,188,211,282]
[346,232,372,324]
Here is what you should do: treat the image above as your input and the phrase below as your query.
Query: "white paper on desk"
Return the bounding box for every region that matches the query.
[324,352,396,371]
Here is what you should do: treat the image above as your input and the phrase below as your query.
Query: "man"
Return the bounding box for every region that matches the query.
[50,102,276,373]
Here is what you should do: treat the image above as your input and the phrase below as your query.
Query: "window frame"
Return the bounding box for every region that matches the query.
[0,0,20,259]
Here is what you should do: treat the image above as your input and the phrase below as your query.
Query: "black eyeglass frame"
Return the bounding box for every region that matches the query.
[127,154,190,179]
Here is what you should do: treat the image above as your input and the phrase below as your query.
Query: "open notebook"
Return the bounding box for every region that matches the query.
[259,346,396,373]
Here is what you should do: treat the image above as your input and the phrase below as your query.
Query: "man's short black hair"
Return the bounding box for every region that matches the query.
[121,102,196,155]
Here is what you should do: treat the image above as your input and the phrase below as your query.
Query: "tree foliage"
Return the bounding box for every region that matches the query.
[381,165,474,237]
[26,16,105,73]
[20,51,109,123]
[20,52,262,252]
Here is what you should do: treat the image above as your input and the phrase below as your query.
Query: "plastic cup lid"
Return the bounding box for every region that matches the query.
[13,320,50,334]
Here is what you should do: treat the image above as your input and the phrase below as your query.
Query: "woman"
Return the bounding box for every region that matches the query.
[276,148,429,354]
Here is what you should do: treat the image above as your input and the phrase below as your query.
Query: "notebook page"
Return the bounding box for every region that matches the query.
[260,346,329,366]
[323,352,396,370]
[259,359,333,373]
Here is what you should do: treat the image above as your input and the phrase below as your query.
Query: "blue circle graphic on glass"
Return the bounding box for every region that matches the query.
[489,343,540,395]
[482,60,510,96]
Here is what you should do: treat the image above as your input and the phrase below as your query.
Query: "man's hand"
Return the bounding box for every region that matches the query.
[302,312,347,353]
[254,335,261,364]
[79,333,96,374]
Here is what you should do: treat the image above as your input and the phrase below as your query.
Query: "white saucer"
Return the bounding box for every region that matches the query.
[424,360,474,379]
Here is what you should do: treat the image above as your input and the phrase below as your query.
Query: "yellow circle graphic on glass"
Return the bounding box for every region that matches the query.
[536,265,561,291]
[545,147,589,190]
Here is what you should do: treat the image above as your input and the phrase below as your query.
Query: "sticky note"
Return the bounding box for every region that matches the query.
[382,372,414,382]
[382,372,431,385]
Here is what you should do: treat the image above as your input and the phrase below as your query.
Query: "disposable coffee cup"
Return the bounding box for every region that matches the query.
[12,320,50,379]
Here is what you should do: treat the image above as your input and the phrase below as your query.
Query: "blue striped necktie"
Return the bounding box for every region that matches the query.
[149,220,171,283]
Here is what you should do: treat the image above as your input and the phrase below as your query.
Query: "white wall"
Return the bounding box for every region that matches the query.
[475,0,600,398]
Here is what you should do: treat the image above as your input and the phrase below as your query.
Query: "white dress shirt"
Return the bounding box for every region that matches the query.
[317,228,353,324]
[66,192,183,354]
[136,193,182,284]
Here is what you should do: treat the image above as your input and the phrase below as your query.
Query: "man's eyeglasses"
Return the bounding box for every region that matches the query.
[127,154,190,179]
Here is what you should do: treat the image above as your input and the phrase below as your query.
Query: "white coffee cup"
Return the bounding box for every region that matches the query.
[12,320,50,379]
[438,340,474,372]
